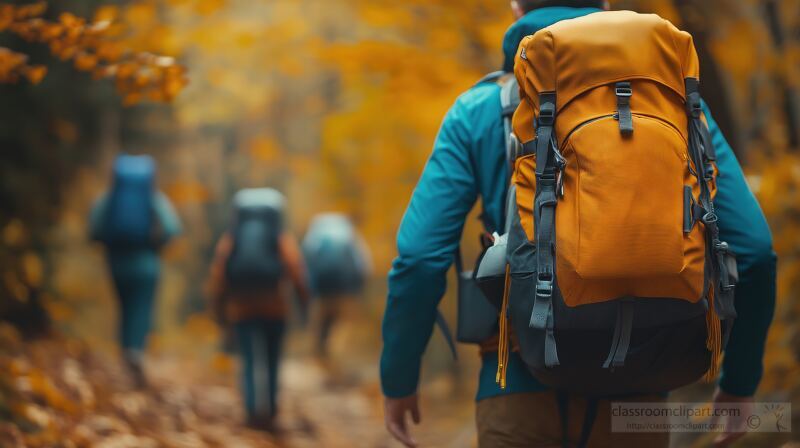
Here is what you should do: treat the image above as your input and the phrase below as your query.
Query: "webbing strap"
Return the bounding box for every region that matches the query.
[685,78,732,322]
[501,76,521,178]
[544,306,560,367]
[615,82,634,135]
[530,184,557,331]
[530,92,561,367]
[613,302,635,367]
[602,299,635,368]
[474,70,505,87]
[534,93,556,177]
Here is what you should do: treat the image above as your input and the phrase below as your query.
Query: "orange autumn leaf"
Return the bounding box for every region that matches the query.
[0,2,187,102]
[22,65,46,84]
[73,52,97,71]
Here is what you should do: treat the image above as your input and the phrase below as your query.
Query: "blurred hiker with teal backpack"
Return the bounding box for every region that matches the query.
[302,213,371,358]
[90,154,182,388]
[208,188,310,431]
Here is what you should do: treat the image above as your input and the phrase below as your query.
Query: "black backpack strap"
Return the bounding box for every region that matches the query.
[497,75,522,239]
[474,70,505,87]
[685,78,733,321]
[528,92,561,368]
[500,76,521,173]
[603,299,635,368]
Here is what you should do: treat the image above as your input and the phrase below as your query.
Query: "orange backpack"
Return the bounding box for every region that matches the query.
[497,11,738,396]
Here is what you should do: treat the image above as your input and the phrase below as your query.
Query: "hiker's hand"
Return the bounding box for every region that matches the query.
[384,394,420,447]
[711,388,754,447]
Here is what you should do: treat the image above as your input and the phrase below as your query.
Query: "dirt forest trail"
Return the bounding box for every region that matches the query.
[0,323,477,448]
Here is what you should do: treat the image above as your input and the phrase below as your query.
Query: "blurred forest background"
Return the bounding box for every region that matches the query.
[0,0,798,447]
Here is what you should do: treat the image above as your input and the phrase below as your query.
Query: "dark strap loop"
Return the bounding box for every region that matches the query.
[603,299,634,368]
[544,309,560,367]
[615,82,634,135]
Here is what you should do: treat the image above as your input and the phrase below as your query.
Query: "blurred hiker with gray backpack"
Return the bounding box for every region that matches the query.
[302,213,372,358]
[208,188,310,431]
[90,154,182,388]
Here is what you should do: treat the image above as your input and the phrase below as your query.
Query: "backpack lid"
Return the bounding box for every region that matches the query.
[233,188,286,211]
[514,10,699,141]
[304,213,355,246]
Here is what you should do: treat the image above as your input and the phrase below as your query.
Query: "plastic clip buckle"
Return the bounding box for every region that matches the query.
[686,93,703,118]
[539,103,555,126]
[536,275,553,298]
[615,85,633,97]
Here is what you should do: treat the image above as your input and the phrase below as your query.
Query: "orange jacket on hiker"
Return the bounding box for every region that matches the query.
[208,231,310,322]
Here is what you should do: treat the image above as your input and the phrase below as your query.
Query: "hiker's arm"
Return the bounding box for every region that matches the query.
[702,102,777,397]
[280,232,311,309]
[208,233,233,324]
[153,192,182,245]
[381,100,478,399]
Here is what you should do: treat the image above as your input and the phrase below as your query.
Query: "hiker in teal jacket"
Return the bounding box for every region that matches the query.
[381,1,776,447]
[90,156,182,387]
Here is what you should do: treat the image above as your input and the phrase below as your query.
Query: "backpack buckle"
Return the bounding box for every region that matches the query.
[615,85,633,97]
[686,92,703,118]
[536,274,553,298]
[538,102,555,126]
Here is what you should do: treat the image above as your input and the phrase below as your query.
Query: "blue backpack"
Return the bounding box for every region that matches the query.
[225,189,285,293]
[104,155,156,247]
[302,214,366,298]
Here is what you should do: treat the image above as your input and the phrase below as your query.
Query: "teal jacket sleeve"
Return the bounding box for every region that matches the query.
[703,102,777,396]
[153,191,182,246]
[380,98,479,398]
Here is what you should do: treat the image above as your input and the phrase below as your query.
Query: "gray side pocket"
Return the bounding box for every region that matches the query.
[506,190,536,276]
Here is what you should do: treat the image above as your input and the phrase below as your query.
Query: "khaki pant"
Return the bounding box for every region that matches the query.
[476,391,669,448]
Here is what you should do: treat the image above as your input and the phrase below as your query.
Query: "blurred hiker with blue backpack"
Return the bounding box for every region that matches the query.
[90,154,182,388]
[208,188,310,431]
[381,1,776,447]
[302,213,371,358]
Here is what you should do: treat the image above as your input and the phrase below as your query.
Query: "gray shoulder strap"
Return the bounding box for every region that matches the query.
[500,77,520,172]
[475,70,505,87]
[499,76,521,231]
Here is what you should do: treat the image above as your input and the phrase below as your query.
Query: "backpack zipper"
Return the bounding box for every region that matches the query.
[559,113,687,152]
[559,114,616,152]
